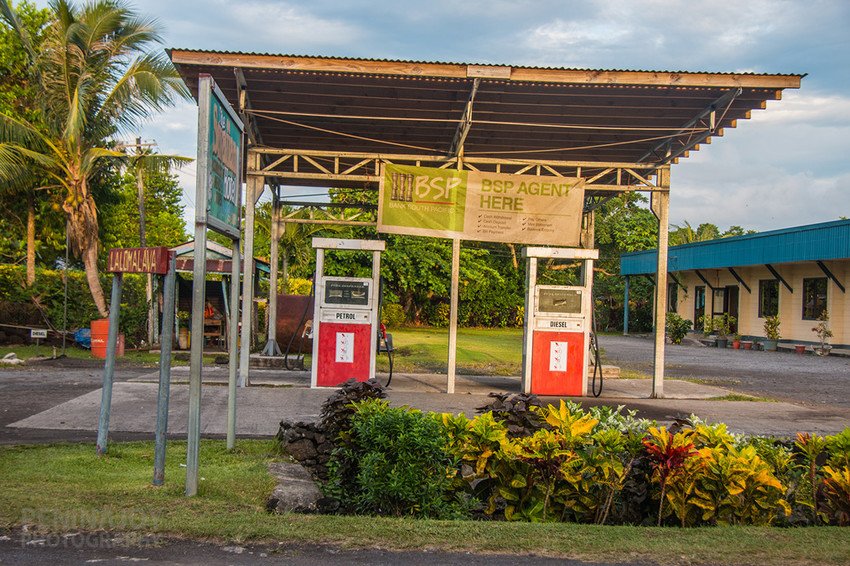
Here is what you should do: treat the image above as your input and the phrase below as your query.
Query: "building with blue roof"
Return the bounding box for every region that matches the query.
[620,219,848,349]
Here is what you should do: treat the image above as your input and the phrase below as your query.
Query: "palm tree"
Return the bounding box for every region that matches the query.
[0,0,190,315]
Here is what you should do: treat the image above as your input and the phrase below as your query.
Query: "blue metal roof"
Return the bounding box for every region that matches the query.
[621,219,850,275]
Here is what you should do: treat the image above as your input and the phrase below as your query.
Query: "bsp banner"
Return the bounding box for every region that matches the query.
[377,164,585,246]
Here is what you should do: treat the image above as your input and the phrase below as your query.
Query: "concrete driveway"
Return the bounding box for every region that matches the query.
[3,334,848,441]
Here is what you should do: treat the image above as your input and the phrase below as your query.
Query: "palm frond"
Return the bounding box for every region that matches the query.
[0,0,39,67]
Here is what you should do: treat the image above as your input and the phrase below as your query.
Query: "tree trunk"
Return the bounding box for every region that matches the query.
[83,241,108,317]
[64,185,108,317]
[26,194,35,286]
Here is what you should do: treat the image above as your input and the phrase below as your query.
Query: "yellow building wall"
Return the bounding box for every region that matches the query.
[669,259,847,346]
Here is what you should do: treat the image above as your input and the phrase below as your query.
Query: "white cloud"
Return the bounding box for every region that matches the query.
[528,19,630,51]
[671,169,849,231]
[750,89,850,127]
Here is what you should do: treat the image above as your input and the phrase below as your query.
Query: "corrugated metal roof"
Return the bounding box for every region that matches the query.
[620,219,850,275]
[167,48,805,79]
[169,49,803,167]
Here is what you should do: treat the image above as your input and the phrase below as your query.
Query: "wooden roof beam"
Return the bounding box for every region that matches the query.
[449,78,480,158]
[235,68,264,147]
[638,88,740,165]
[168,50,804,90]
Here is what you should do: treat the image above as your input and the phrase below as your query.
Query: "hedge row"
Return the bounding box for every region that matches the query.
[316,388,850,526]
[0,265,149,346]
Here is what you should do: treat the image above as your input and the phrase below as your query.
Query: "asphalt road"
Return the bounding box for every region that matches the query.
[599,335,850,408]
[0,358,170,445]
[0,535,650,566]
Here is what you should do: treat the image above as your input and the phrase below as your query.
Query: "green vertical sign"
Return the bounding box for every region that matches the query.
[197,75,243,239]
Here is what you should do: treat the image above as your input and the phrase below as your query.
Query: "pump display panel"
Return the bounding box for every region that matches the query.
[537,288,582,314]
[323,279,370,307]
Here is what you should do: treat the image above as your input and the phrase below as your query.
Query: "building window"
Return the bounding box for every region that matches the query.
[667,283,678,313]
[802,278,828,320]
[694,286,705,328]
[758,280,779,318]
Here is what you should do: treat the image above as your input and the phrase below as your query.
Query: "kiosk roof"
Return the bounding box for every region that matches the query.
[168,50,803,165]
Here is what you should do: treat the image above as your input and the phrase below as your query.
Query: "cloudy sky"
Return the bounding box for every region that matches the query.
[40,0,850,233]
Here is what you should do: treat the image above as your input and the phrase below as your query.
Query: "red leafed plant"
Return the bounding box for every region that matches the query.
[643,427,699,526]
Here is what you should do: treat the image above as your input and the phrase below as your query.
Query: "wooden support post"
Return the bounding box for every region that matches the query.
[650,170,670,399]
[447,238,460,394]
[521,256,537,394]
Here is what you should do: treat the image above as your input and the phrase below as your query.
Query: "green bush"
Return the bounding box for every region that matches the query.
[317,390,850,527]
[380,303,405,328]
[0,265,148,344]
[325,399,468,519]
[281,277,312,296]
[425,303,451,327]
[665,312,693,344]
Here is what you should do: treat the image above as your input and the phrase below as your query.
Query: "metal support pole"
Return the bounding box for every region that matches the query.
[650,171,670,399]
[623,275,630,335]
[239,157,261,387]
[262,187,282,355]
[186,221,208,496]
[227,239,241,449]
[447,238,460,394]
[152,275,160,345]
[153,253,177,485]
[96,273,123,455]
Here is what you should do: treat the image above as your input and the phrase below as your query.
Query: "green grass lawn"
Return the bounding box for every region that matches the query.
[0,344,226,367]
[376,327,523,375]
[1,440,848,565]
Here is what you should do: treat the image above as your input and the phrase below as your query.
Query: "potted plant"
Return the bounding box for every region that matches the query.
[812,310,833,356]
[763,315,780,351]
[699,314,715,337]
[714,314,736,349]
[732,332,742,349]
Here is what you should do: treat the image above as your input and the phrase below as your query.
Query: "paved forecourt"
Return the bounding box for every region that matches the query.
[10,365,849,438]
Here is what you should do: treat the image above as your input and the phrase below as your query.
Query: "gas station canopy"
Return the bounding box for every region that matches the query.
[168,49,804,398]
[169,49,803,192]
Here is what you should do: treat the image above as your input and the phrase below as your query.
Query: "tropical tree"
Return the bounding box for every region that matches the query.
[593,193,659,331]
[0,0,51,284]
[0,0,191,315]
[669,221,756,246]
[101,157,188,250]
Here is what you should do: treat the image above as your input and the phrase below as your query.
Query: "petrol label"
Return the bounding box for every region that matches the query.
[320,310,370,323]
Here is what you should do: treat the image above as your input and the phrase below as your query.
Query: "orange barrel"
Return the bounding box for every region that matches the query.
[91,319,110,359]
[91,319,126,358]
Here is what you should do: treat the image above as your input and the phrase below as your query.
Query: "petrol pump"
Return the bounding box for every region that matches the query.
[522,247,599,396]
[311,238,385,388]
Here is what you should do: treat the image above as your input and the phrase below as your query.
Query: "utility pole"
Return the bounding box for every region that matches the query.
[117,138,159,345]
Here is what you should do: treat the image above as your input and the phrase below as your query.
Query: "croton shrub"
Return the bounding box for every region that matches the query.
[320,392,850,526]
